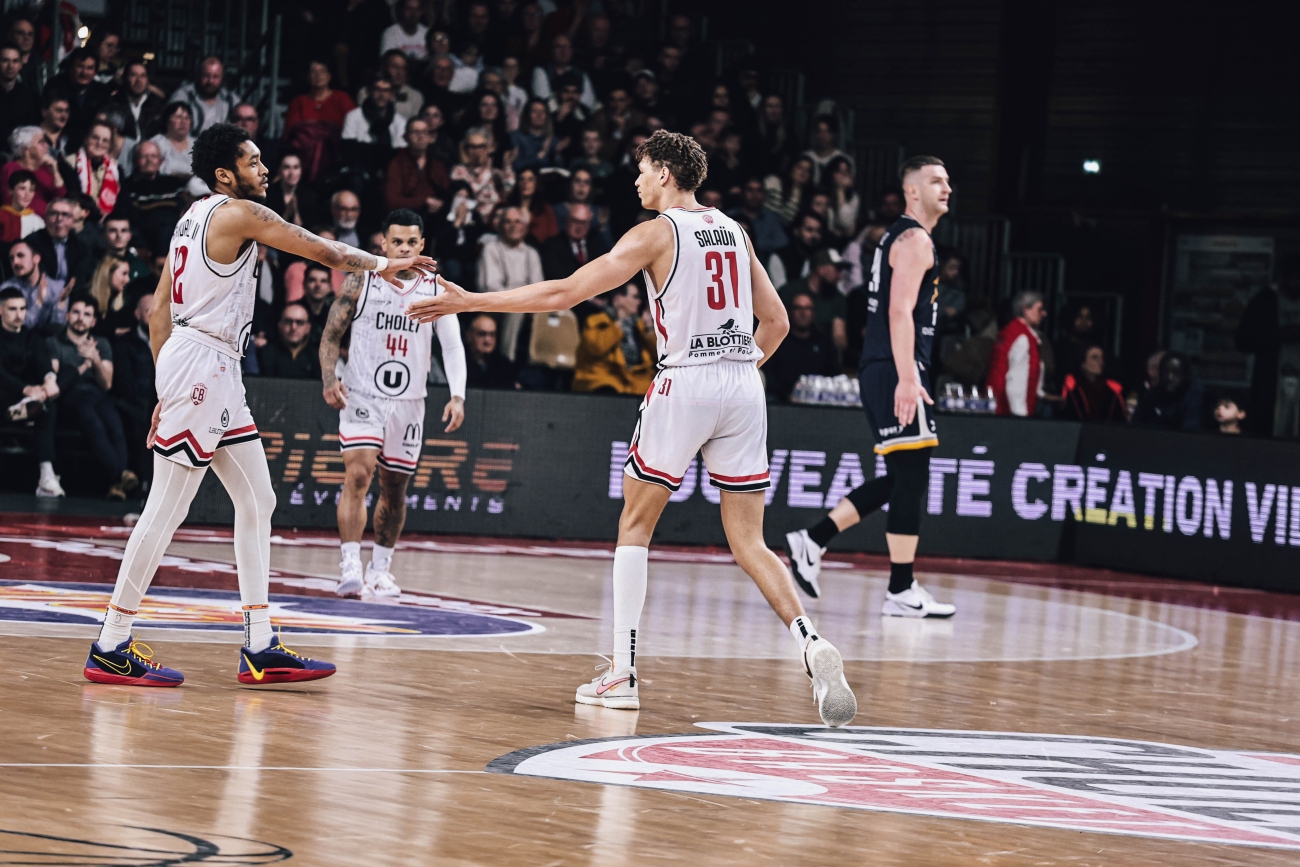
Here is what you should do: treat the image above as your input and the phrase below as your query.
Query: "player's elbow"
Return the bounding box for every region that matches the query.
[763,306,790,339]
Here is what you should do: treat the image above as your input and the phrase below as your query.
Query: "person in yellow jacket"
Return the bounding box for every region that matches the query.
[572,281,657,394]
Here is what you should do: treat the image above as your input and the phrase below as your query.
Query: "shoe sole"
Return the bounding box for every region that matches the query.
[808,644,856,727]
[575,691,640,710]
[336,578,363,597]
[783,534,820,599]
[238,668,337,685]
[83,668,183,687]
[881,601,956,619]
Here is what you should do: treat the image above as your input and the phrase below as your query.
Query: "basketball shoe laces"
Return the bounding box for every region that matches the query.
[268,629,314,662]
[124,639,163,671]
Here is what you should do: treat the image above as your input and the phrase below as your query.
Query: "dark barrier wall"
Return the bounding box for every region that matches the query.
[189,380,1299,585]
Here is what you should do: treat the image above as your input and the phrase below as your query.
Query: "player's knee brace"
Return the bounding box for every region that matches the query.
[883,448,930,536]
[846,474,893,516]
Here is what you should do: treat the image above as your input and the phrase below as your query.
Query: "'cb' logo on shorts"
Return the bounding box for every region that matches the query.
[190,384,206,405]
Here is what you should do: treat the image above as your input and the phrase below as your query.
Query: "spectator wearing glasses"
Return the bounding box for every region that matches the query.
[258,303,321,378]
[28,197,92,287]
[361,50,424,120]
[6,14,39,88]
[329,189,363,247]
[451,127,513,221]
[463,314,518,389]
[341,75,408,175]
[2,125,68,216]
[0,286,62,496]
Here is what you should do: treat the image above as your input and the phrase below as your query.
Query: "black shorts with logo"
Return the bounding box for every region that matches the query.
[858,360,939,455]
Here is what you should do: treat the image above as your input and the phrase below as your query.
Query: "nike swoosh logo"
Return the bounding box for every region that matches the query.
[596,676,630,695]
[900,600,925,610]
[243,653,266,681]
[92,654,132,675]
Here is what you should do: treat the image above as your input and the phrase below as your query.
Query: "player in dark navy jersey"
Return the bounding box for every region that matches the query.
[783,155,957,618]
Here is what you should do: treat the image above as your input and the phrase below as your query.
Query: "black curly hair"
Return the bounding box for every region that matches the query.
[634,129,708,193]
[191,123,252,189]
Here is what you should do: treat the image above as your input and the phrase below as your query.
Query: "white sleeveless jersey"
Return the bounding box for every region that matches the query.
[343,271,439,400]
[167,195,258,357]
[646,207,761,368]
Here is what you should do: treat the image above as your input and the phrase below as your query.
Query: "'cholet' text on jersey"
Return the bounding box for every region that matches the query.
[344,271,439,400]
[167,195,258,357]
[645,207,761,368]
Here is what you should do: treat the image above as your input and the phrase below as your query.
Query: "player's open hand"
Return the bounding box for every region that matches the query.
[894,377,933,428]
[406,275,474,324]
[442,396,465,433]
[323,379,348,410]
[379,255,437,289]
[145,402,161,449]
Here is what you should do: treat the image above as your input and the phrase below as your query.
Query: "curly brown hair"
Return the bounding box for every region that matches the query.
[634,130,708,192]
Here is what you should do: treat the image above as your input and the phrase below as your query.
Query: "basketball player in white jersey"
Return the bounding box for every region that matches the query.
[320,209,467,598]
[82,124,434,687]
[408,130,857,727]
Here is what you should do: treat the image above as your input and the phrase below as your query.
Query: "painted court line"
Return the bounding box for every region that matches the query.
[0,762,484,773]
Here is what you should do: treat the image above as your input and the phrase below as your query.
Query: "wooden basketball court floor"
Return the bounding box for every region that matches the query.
[1,513,1299,865]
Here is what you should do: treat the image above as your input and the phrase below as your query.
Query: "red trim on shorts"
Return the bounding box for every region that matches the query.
[709,471,770,483]
[628,445,684,485]
[152,429,215,460]
[221,424,258,439]
[379,454,418,467]
[339,433,384,444]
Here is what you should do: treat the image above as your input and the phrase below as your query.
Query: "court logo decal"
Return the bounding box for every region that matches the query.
[488,724,1300,850]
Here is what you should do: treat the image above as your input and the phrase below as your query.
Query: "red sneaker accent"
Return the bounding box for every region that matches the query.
[237,667,337,685]
[83,667,183,687]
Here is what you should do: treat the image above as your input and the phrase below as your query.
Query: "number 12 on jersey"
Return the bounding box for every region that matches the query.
[705,250,740,310]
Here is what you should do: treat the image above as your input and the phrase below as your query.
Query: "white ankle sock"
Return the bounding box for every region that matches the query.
[341,541,361,563]
[789,615,818,654]
[39,461,55,480]
[612,546,648,670]
[371,544,394,573]
[96,603,135,651]
[243,604,273,652]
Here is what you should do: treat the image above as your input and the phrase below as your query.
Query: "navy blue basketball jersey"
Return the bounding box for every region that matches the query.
[860,215,940,367]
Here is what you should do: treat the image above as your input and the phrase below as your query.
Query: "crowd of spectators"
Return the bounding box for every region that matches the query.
[0,2,1279,499]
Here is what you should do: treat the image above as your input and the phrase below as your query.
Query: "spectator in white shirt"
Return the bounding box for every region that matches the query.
[531,34,597,111]
[341,77,408,149]
[380,0,430,62]
[803,114,853,186]
[477,205,543,361]
[147,102,194,177]
[357,50,424,120]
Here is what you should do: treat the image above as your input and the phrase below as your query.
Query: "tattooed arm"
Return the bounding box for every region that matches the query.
[320,272,364,410]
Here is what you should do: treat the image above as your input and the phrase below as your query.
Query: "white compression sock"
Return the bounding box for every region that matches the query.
[789,615,818,655]
[371,544,394,573]
[341,541,361,563]
[612,546,648,670]
[97,454,207,651]
[211,440,277,652]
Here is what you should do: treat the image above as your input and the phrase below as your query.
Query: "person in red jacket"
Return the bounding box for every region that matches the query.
[1060,344,1125,422]
[987,290,1046,416]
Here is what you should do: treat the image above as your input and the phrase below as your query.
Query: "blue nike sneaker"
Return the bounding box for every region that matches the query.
[238,638,336,685]
[84,638,184,686]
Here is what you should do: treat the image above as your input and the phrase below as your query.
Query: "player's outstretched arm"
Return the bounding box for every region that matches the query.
[888,228,934,426]
[406,220,665,323]
[320,272,364,410]
[744,228,789,367]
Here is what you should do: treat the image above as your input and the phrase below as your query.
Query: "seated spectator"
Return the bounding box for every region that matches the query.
[89,28,122,85]
[0,286,61,495]
[496,58,530,131]
[2,241,68,333]
[728,177,788,265]
[147,102,195,177]
[120,140,185,255]
[258,302,320,378]
[572,282,654,395]
[1060,345,1125,422]
[755,93,798,177]
[434,181,488,284]
[554,166,612,248]
[2,125,68,217]
[283,60,355,182]
[779,248,848,354]
[266,150,321,227]
[47,296,136,498]
[385,117,449,220]
[768,211,822,290]
[1054,302,1102,378]
[0,169,43,242]
[420,54,467,121]
[478,205,543,360]
[230,102,279,179]
[541,203,608,280]
[300,263,335,339]
[88,255,137,337]
[707,129,747,205]
[382,0,431,62]
[568,129,614,183]
[936,252,967,338]
[109,292,154,482]
[939,306,998,389]
[531,33,597,110]
[459,91,508,152]
[360,50,424,120]
[418,103,457,166]
[1133,350,1204,431]
[91,104,137,181]
[168,56,236,132]
[451,127,514,221]
[764,155,814,227]
[56,48,112,149]
[987,290,1047,417]
[28,197,92,287]
[328,190,363,247]
[550,76,589,163]
[504,166,558,245]
[825,156,859,241]
[873,186,905,223]
[110,60,165,140]
[510,98,559,172]
[64,120,120,218]
[840,221,887,293]
[804,114,852,185]
[765,290,839,402]
[1214,394,1247,435]
[39,88,72,158]
[587,86,645,163]
[1,43,39,147]
[464,313,517,389]
[341,75,407,179]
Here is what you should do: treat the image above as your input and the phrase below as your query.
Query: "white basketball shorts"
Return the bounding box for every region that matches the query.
[624,361,770,493]
[152,334,259,468]
[337,391,426,474]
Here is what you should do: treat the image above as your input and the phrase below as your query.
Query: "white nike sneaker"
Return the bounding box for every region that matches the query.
[575,659,639,710]
[35,473,64,498]
[336,557,363,597]
[802,636,856,727]
[882,581,956,618]
[784,529,823,598]
[363,565,401,599]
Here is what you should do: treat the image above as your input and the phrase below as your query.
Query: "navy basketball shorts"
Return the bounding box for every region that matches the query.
[858,360,939,455]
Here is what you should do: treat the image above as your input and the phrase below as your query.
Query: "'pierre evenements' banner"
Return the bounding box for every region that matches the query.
[187,380,1300,589]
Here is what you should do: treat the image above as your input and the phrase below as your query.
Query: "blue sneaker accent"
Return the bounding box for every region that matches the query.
[83,638,184,686]
[238,640,336,684]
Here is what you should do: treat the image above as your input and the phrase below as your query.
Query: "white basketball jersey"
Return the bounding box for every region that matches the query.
[646,207,760,368]
[167,195,258,357]
[344,271,438,400]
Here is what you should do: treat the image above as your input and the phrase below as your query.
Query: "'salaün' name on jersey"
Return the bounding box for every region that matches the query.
[167,194,259,357]
[343,271,440,400]
[645,207,761,368]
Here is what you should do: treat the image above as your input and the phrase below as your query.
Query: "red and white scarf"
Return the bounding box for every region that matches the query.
[75,148,120,216]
